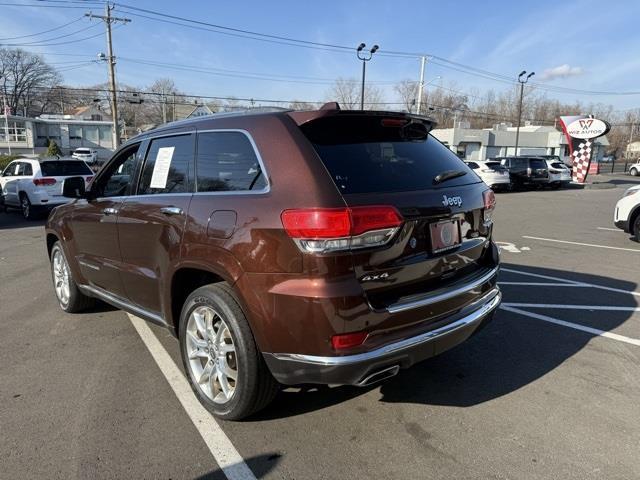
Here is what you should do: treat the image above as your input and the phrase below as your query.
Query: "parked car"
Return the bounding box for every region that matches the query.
[72,148,98,165]
[0,158,93,219]
[543,158,572,188]
[629,161,640,176]
[465,160,511,191]
[614,185,640,241]
[496,156,549,188]
[45,105,501,420]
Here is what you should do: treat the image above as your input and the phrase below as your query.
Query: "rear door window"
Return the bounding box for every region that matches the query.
[138,134,194,195]
[196,131,266,192]
[300,115,478,194]
[530,159,546,169]
[40,161,92,176]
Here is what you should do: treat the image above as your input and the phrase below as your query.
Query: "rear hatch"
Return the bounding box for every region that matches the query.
[297,112,496,314]
[39,160,94,197]
[529,158,549,180]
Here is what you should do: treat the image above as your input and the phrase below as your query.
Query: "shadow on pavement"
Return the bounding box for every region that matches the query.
[0,210,47,230]
[254,263,637,419]
[194,453,282,480]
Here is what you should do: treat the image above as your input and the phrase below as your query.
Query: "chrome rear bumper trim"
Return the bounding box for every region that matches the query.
[386,265,499,314]
[271,287,501,367]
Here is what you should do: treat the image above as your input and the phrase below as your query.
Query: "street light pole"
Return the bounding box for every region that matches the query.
[356,43,378,110]
[416,56,426,114]
[514,70,535,156]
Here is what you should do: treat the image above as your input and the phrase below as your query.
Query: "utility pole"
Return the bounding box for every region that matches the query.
[514,70,535,156]
[86,5,130,149]
[416,56,427,115]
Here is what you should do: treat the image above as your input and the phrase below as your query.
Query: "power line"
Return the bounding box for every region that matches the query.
[0,27,110,47]
[0,21,99,46]
[0,16,84,41]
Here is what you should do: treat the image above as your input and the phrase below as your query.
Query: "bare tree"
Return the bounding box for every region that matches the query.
[394,79,418,112]
[326,77,386,110]
[288,100,314,110]
[326,77,359,109]
[0,48,61,116]
[145,78,181,124]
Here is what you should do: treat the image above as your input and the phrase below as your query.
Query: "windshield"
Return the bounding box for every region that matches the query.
[40,161,92,176]
[300,115,478,194]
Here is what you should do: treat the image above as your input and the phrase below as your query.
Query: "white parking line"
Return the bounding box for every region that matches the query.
[597,227,621,232]
[501,268,640,297]
[502,303,640,312]
[501,306,640,347]
[522,235,640,253]
[128,314,256,480]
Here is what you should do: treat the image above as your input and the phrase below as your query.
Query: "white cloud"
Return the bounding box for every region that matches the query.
[540,64,584,81]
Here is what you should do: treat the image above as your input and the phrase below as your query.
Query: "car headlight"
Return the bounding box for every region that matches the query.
[623,188,640,197]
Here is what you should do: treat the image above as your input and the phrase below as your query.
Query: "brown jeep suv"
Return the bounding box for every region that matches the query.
[46,104,501,420]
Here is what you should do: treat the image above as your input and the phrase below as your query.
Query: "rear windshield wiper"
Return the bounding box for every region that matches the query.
[433,169,467,185]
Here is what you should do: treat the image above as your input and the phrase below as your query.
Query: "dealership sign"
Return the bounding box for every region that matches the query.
[565,118,609,139]
[558,115,611,183]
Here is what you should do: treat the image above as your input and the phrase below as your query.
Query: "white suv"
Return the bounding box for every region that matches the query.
[629,161,640,176]
[465,160,511,190]
[72,148,98,165]
[614,185,640,241]
[0,158,93,219]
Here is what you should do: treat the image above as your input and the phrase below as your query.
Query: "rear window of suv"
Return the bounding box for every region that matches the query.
[300,115,478,194]
[40,161,92,176]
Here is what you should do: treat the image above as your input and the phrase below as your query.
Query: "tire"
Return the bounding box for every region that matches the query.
[50,242,95,313]
[179,283,279,420]
[20,193,34,220]
[633,214,640,243]
[631,167,639,177]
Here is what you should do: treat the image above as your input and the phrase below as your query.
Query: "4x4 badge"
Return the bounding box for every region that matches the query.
[360,272,390,282]
[442,195,462,207]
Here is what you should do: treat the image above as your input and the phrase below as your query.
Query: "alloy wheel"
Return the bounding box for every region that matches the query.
[185,305,238,404]
[52,249,70,307]
[21,197,30,219]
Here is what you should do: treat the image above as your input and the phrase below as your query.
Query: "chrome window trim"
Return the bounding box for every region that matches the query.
[271,288,501,367]
[194,128,271,195]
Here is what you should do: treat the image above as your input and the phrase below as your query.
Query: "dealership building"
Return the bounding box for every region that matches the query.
[431,122,609,162]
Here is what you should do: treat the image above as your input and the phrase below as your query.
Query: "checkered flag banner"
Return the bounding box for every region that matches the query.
[558,115,610,184]
[571,139,592,183]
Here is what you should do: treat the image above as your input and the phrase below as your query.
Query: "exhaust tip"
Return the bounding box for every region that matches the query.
[356,365,400,387]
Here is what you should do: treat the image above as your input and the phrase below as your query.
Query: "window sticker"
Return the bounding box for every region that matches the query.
[149,146,175,189]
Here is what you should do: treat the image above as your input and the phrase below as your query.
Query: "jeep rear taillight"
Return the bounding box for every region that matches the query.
[281,206,403,253]
[483,189,496,224]
[33,177,57,186]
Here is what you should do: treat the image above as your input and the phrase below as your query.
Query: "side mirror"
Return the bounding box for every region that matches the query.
[62,176,86,198]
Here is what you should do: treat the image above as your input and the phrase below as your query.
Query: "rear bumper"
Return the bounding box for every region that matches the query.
[263,287,501,386]
[614,219,628,232]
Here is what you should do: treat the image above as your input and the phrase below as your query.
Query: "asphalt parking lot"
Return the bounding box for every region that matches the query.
[1,174,639,480]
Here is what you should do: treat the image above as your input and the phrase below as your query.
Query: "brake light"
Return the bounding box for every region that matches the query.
[331,331,368,350]
[33,177,57,186]
[381,118,409,127]
[281,206,403,253]
[483,189,496,224]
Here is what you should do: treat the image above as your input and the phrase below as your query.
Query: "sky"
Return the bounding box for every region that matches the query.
[1,0,639,112]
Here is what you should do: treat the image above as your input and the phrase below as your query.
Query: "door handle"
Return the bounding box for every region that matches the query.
[160,206,184,216]
[102,207,118,215]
